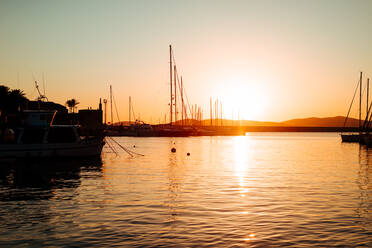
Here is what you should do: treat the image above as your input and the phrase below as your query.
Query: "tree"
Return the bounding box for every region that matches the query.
[0,85,10,115]
[8,89,28,112]
[66,98,80,113]
[0,85,28,114]
[0,85,28,124]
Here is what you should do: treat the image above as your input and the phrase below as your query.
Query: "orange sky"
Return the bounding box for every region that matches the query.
[1,0,372,123]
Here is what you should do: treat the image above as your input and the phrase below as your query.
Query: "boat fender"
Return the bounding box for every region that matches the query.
[171,147,176,153]
[3,128,15,143]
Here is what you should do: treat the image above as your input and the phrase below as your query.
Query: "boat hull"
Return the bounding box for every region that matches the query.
[361,135,372,146]
[341,134,360,143]
[0,138,105,160]
[154,127,195,137]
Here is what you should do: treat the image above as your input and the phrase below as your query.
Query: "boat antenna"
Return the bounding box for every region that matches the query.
[35,81,48,102]
[42,72,46,97]
[110,85,113,124]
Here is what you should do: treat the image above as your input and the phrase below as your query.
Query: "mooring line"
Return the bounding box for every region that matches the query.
[105,137,118,156]
[108,137,145,157]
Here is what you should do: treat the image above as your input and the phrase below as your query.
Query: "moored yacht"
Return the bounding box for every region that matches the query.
[0,110,105,161]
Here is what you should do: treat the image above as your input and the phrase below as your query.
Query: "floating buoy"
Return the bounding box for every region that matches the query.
[187,152,190,156]
[171,148,176,153]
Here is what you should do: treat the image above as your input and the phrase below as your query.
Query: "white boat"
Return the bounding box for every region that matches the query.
[0,110,105,161]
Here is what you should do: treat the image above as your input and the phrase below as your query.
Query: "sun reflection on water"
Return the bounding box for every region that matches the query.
[243,233,257,241]
[233,136,252,196]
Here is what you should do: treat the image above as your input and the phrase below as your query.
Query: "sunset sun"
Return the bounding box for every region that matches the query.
[220,78,268,121]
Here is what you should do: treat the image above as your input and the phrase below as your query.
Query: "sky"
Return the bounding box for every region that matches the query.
[1,0,372,123]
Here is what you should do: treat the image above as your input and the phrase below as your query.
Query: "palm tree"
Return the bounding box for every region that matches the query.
[0,85,10,115]
[66,98,80,113]
[0,85,28,124]
[0,86,28,113]
[8,89,28,112]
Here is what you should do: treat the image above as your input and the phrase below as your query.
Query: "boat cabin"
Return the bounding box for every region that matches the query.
[15,125,81,144]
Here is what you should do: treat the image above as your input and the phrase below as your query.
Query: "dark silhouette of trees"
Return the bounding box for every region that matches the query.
[0,85,28,127]
[0,85,28,118]
[66,98,79,113]
[0,85,10,116]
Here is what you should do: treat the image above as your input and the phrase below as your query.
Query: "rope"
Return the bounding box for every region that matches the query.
[105,137,118,156]
[108,137,145,157]
[343,79,360,128]
[171,48,193,121]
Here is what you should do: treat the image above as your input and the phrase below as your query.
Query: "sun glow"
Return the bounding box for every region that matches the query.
[217,77,269,121]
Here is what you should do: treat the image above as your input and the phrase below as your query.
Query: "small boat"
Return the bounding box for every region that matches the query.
[341,134,360,142]
[0,110,105,162]
[153,126,195,137]
[361,134,372,146]
[105,121,154,137]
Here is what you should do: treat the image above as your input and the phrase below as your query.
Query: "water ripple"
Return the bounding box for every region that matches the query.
[0,134,371,247]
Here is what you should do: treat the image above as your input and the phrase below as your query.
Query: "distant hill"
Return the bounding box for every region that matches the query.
[115,116,360,127]
[280,116,359,127]
[202,116,359,127]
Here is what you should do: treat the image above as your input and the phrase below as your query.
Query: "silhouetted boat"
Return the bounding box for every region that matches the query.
[105,121,153,137]
[341,72,363,143]
[0,110,105,162]
[153,126,195,137]
[341,134,360,142]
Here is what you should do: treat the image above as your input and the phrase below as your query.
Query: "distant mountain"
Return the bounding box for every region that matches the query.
[117,116,360,127]
[199,119,283,127]
[280,116,359,127]
[174,116,360,127]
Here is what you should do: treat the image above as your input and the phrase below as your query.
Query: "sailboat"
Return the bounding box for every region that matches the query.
[341,72,363,142]
[153,45,195,137]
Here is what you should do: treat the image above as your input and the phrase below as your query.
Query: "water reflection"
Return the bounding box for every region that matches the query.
[233,136,252,197]
[0,158,103,201]
[1,134,371,247]
[165,139,185,222]
[357,147,372,228]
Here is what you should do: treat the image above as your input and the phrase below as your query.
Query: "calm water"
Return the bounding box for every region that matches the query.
[0,133,371,247]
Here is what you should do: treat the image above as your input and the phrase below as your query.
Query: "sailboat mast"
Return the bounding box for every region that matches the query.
[170,45,173,126]
[129,96,131,125]
[367,78,369,117]
[215,100,217,126]
[360,72,362,132]
[220,101,222,126]
[110,85,113,125]
[216,100,218,126]
[174,65,177,125]
[103,99,107,124]
[210,97,213,126]
[181,77,184,126]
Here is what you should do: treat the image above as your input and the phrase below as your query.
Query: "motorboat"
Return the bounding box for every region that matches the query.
[0,110,105,161]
